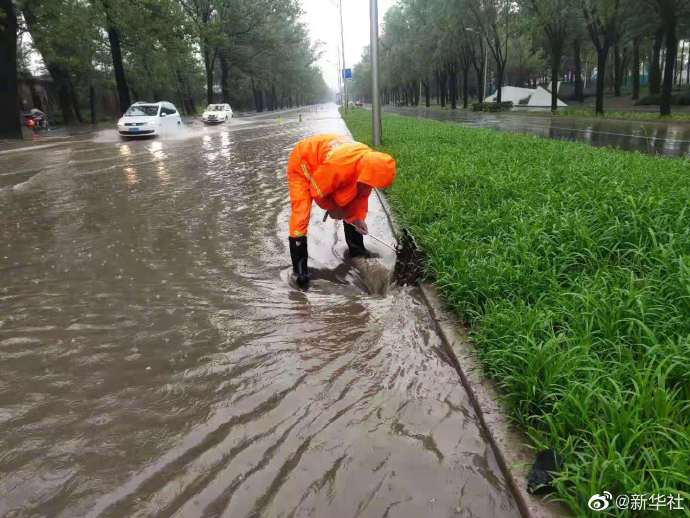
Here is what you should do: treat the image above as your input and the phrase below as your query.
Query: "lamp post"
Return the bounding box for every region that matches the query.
[339,0,348,109]
[465,27,488,102]
[370,0,381,145]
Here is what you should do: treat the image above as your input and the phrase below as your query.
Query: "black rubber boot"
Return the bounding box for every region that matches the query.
[289,236,309,287]
[344,222,369,258]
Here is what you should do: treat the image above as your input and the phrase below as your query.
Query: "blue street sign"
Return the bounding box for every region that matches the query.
[342,68,352,80]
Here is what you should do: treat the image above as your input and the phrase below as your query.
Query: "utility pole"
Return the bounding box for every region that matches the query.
[370,0,381,145]
[339,0,347,109]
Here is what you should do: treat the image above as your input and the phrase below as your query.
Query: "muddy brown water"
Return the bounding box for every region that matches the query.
[0,105,518,517]
[386,105,690,158]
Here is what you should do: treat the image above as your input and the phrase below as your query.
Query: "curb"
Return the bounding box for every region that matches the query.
[374,189,569,518]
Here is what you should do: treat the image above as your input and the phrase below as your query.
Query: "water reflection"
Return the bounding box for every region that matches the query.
[388,105,690,157]
[124,166,137,186]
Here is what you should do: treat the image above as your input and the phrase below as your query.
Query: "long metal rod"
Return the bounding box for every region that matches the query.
[323,212,397,251]
[339,0,347,109]
[366,232,397,251]
[370,0,381,145]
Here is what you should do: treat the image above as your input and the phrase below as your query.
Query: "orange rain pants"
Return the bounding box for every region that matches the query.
[286,134,396,237]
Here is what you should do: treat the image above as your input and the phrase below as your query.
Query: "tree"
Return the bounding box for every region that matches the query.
[643,0,690,115]
[21,0,83,124]
[522,0,578,111]
[0,0,22,138]
[97,0,131,114]
[469,0,513,104]
[581,0,624,114]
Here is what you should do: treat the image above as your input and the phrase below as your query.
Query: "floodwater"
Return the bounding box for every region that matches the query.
[0,105,518,517]
[386,105,690,158]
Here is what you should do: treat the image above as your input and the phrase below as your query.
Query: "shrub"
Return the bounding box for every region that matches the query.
[472,101,514,112]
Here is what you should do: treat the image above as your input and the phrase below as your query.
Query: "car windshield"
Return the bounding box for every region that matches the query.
[207,105,225,111]
[124,105,159,116]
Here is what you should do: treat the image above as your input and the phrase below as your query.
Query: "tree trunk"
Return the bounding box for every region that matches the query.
[219,52,230,102]
[102,0,131,115]
[70,81,83,123]
[613,44,622,96]
[496,62,504,104]
[436,70,447,107]
[595,48,608,114]
[0,0,22,139]
[650,29,663,95]
[550,45,562,112]
[660,23,677,116]
[175,69,194,114]
[203,45,215,105]
[676,41,685,86]
[448,64,458,109]
[574,38,584,103]
[250,77,260,112]
[462,66,470,109]
[632,36,641,101]
[89,84,96,124]
[422,80,430,107]
[475,62,484,101]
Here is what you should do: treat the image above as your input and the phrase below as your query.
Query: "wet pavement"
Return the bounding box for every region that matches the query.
[0,104,518,517]
[385,105,690,158]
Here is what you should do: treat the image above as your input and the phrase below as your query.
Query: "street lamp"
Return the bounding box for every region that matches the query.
[370,0,381,145]
[339,0,348,109]
[465,27,488,103]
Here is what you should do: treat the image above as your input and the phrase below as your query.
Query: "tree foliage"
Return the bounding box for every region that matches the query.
[10,0,330,128]
[350,0,690,116]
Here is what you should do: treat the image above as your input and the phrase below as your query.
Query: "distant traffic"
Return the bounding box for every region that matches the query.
[116,101,234,139]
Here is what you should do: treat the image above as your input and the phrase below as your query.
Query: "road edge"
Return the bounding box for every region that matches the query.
[373,189,570,518]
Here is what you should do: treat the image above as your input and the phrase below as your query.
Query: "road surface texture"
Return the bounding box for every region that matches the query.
[385,105,690,158]
[0,105,519,517]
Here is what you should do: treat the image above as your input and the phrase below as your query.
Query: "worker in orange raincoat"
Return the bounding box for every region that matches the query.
[287,134,396,287]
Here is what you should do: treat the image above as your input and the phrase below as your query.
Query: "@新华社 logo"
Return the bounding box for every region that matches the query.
[588,492,613,511]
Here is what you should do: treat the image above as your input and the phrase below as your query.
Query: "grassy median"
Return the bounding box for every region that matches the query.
[342,108,690,513]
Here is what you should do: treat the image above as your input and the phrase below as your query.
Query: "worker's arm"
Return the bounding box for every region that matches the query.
[287,151,313,237]
[343,193,369,225]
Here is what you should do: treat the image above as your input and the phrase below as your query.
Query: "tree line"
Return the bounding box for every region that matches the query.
[351,0,690,116]
[0,0,331,139]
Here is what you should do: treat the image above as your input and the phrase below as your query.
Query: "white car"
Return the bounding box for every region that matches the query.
[201,103,233,124]
[117,101,182,137]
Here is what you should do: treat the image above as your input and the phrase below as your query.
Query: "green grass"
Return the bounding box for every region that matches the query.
[342,108,690,516]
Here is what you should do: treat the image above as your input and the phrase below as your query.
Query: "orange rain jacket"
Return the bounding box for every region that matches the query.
[286,134,396,237]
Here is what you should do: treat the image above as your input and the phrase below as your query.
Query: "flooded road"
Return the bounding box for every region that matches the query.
[0,105,518,517]
[386,105,690,158]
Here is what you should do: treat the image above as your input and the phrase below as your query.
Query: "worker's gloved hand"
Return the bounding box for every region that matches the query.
[350,219,368,235]
[289,236,309,288]
[344,222,369,258]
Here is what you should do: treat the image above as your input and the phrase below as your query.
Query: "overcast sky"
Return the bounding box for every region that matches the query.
[300,0,396,91]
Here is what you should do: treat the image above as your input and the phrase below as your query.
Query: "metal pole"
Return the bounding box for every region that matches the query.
[370,0,381,146]
[339,0,347,110]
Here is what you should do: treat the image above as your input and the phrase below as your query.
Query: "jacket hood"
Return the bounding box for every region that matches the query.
[356,151,396,188]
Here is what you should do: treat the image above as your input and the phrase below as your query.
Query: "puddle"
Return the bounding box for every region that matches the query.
[0,104,518,517]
